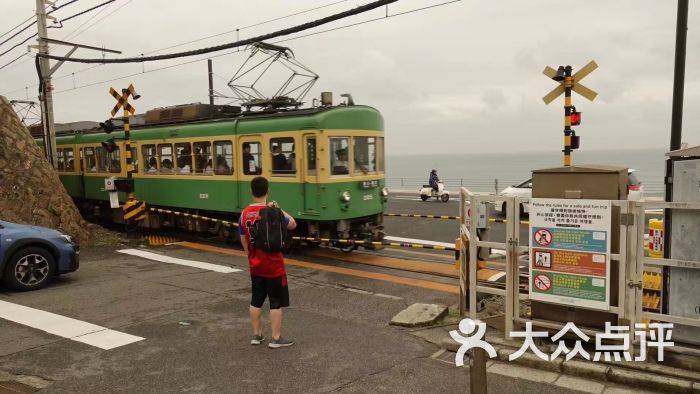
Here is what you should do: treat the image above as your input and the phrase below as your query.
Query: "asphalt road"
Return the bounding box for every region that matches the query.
[0,242,595,393]
[384,192,460,244]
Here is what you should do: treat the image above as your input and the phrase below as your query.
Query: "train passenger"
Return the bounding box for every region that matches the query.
[332,148,349,175]
[272,145,288,174]
[147,157,158,173]
[214,156,230,175]
[288,143,296,172]
[204,159,214,175]
[242,143,260,175]
[66,159,74,171]
[161,159,174,174]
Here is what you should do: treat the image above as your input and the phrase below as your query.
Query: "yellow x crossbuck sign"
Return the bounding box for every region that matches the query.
[110,84,137,116]
[542,60,598,104]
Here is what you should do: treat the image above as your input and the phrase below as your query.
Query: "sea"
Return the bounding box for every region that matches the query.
[386,148,667,196]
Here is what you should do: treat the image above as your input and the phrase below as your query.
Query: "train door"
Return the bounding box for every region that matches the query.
[302,134,320,213]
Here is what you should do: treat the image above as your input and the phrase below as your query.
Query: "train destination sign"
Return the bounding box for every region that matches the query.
[529,198,611,311]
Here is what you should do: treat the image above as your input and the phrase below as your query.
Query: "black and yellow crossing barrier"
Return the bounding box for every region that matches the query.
[384,213,460,220]
[148,207,238,227]
[292,236,456,251]
[123,199,147,222]
[488,218,529,225]
[145,235,178,246]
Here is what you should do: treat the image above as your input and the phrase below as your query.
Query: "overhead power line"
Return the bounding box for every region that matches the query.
[0,0,79,49]
[55,0,115,24]
[38,0,400,64]
[4,0,460,98]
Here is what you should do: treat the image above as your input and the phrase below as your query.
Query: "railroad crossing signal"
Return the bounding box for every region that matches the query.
[542,60,598,166]
[109,84,138,116]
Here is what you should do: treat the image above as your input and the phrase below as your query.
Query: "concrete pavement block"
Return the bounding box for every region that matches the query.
[553,375,605,394]
[390,303,448,328]
[496,348,562,372]
[561,359,610,381]
[487,361,559,384]
[607,367,693,393]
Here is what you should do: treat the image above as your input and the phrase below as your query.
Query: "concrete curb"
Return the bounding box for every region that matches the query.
[435,331,698,393]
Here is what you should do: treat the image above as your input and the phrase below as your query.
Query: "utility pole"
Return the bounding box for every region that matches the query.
[208,59,214,105]
[35,0,58,167]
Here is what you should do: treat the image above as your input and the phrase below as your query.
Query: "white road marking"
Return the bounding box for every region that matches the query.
[0,300,144,350]
[384,236,455,248]
[117,249,242,273]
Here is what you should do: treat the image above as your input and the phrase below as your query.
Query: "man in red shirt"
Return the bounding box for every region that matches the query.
[238,176,297,348]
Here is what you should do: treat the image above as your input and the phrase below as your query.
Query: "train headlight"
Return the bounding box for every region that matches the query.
[340,191,351,202]
[381,187,389,197]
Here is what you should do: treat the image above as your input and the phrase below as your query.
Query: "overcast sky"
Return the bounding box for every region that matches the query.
[2,0,699,156]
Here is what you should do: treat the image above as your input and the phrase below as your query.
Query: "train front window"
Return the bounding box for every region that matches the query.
[143,145,158,174]
[214,141,233,175]
[330,137,349,176]
[107,147,121,173]
[242,142,261,175]
[271,137,295,176]
[353,137,376,175]
[377,137,385,172]
[158,144,174,174]
[194,142,212,174]
[175,142,192,174]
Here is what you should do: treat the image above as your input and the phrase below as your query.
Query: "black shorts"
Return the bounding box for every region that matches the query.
[250,275,290,309]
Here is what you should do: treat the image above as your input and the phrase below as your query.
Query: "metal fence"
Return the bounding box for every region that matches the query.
[387,177,665,197]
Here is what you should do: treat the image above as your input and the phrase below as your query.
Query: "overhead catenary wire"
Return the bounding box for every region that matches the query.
[37,0,400,63]
[0,0,371,93]
[5,0,460,97]
[62,0,130,41]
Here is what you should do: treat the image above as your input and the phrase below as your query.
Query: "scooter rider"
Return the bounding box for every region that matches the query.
[429,169,440,192]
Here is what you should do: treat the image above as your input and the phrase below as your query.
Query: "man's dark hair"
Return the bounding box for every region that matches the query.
[251,176,269,198]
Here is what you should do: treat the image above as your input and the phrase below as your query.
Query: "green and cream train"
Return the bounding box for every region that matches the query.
[50,102,388,243]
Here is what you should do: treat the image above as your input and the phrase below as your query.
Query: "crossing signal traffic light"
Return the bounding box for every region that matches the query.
[99,119,115,133]
[571,131,580,150]
[570,106,581,125]
[113,179,134,193]
[101,139,118,153]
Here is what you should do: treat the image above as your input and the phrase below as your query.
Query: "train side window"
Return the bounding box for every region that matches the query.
[85,147,97,172]
[143,144,158,174]
[353,137,376,175]
[306,137,316,176]
[241,142,261,175]
[130,147,138,173]
[64,148,75,171]
[330,137,349,176]
[108,146,121,173]
[56,148,65,171]
[214,141,233,175]
[96,147,108,172]
[377,137,385,172]
[270,137,295,176]
[158,144,174,174]
[175,142,192,174]
[194,142,213,175]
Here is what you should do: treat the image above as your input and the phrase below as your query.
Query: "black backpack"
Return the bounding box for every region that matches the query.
[250,207,288,253]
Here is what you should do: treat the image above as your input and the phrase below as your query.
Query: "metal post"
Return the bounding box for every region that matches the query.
[670,0,689,152]
[122,92,134,201]
[35,0,57,168]
[470,348,488,394]
[208,59,214,105]
[563,65,573,167]
[494,179,499,194]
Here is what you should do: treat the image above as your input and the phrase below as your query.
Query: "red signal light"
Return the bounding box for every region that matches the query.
[570,106,581,125]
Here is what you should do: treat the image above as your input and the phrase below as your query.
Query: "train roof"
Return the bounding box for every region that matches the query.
[51,103,383,144]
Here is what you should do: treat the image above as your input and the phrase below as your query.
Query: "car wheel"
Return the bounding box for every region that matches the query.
[420,195,429,201]
[2,247,56,291]
[441,194,450,202]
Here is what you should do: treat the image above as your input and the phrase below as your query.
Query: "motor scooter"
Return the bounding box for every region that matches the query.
[419,182,449,202]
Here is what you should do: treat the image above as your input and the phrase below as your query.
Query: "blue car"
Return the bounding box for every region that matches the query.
[0,220,79,291]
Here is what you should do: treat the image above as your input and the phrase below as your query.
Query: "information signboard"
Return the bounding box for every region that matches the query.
[529,198,611,310]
